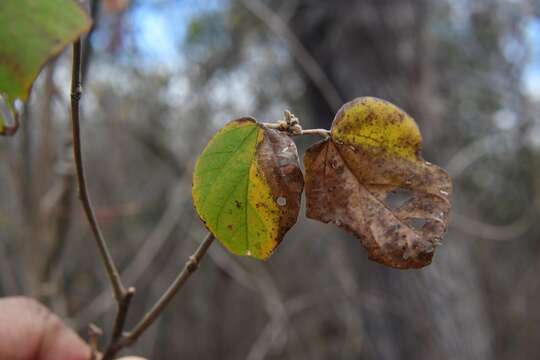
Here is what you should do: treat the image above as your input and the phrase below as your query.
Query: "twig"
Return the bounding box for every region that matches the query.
[70,39,125,301]
[262,110,330,138]
[102,232,215,358]
[126,232,215,343]
[88,324,102,360]
[101,287,136,360]
[263,122,330,138]
[111,287,136,341]
[296,128,330,137]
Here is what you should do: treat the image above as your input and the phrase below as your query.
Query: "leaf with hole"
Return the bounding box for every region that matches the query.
[0,0,92,134]
[304,97,452,269]
[192,118,304,260]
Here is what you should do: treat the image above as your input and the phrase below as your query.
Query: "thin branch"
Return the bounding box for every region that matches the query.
[111,287,135,341]
[70,39,125,301]
[125,232,215,344]
[296,128,330,137]
[101,287,136,360]
[262,110,330,138]
[101,232,215,358]
[263,122,330,138]
[87,324,102,360]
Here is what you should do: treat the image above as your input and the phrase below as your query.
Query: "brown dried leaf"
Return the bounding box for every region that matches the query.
[304,97,452,269]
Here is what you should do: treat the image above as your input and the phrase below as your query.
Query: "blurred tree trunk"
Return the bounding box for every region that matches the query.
[291,1,492,359]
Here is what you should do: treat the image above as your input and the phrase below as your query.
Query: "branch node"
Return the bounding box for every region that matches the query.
[262,110,329,138]
[187,255,199,272]
[70,84,82,101]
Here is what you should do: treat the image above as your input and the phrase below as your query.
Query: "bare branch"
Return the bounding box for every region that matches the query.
[87,323,102,360]
[99,232,215,359]
[111,287,136,341]
[101,287,136,360]
[124,232,215,344]
[70,39,125,301]
[262,110,330,138]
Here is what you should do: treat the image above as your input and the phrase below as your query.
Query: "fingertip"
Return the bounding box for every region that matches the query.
[0,296,90,360]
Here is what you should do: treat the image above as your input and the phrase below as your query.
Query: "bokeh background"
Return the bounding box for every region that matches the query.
[1,0,540,358]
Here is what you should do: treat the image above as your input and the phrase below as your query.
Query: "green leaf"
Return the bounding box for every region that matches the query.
[0,0,92,134]
[192,118,304,260]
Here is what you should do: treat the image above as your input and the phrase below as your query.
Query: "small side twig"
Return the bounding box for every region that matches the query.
[126,232,215,344]
[70,39,125,301]
[87,324,102,360]
[102,232,215,358]
[262,110,330,138]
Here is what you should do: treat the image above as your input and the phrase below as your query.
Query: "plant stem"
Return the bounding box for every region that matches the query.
[262,122,330,138]
[102,232,215,358]
[73,36,215,359]
[296,128,331,137]
[126,232,215,343]
[111,287,135,341]
[101,287,135,360]
[70,39,125,301]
